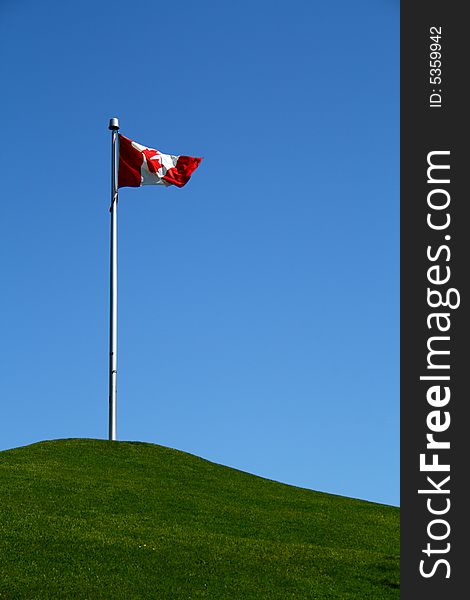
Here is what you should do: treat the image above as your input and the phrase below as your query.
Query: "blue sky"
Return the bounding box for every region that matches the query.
[0,0,399,505]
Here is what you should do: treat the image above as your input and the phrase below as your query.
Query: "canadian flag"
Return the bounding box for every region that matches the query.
[118,134,202,189]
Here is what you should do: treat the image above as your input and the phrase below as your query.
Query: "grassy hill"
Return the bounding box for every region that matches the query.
[0,439,399,599]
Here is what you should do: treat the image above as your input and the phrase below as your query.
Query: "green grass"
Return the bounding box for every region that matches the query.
[0,439,399,599]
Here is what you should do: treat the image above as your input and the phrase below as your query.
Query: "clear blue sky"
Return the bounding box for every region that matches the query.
[0,0,399,505]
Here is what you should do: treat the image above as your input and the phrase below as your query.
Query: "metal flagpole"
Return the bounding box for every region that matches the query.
[108,117,119,441]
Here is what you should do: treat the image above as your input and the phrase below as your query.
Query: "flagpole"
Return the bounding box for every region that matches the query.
[108,117,119,441]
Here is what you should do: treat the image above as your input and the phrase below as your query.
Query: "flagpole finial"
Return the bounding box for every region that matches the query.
[109,117,120,131]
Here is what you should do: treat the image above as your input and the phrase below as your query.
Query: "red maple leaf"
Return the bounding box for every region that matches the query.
[142,148,162,174]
